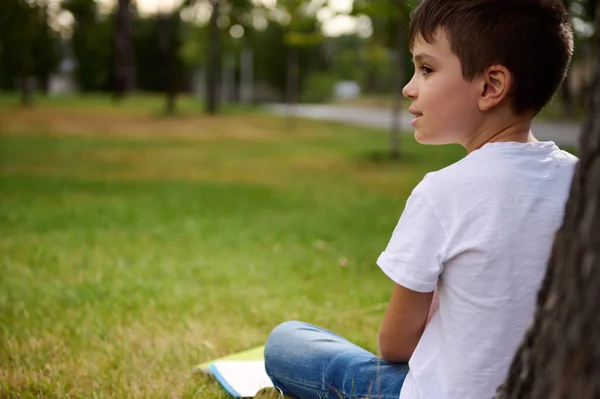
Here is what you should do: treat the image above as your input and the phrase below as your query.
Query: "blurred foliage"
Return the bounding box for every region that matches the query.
[62,0,113,91]
[300,71,337,103]
[350,0,417,94]
[564,0,597,110]
[278,0,324,47]
[0,0,595,110]
[0,0,61,93]
[327,34,363,82]
[251,21,292,95]
[135,13,188,93]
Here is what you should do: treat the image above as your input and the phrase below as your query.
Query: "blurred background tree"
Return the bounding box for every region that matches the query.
[352,0,414,158]
[62,0,113,92]
[0,0,595,123]
[562,0,597,117]
[113,0,135,101]
[0,0,61,105]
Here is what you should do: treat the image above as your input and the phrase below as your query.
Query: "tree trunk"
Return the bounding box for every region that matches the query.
[18,13,33,107]
[206,0,220,115]
[240,47,253,105]
[496,3,600,397]
[114,0,134,102]
[560,71,575,119]
[362,42,378,95]
[221,53,234,104]
[159,12,177,115]
[39,75,49,94]
[285,46,299,129]
[390,24,405,160]
[19,75,32,106]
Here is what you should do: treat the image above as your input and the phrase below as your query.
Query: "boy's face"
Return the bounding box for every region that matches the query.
[403,30,483,145]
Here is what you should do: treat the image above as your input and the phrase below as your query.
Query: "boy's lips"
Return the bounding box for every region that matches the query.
[408,108,423,126]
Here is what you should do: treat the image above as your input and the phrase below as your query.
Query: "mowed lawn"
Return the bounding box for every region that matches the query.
[0,96,465,398]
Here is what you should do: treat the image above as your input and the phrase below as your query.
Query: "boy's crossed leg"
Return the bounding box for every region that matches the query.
[264,321,408,399]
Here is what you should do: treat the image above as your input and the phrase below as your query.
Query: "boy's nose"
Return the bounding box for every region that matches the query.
[402,77,417,100]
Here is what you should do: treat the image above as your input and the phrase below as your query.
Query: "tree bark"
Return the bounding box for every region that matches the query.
[114,0,134,102]
[390,23,405,160]
[18,2,33,107]
[206,0,220,115]
[496,2,600,397]
[159,12,177,115]
[285,46,299,129]
[19,75,32,106]
[560,71,575,119]
[240,47,253,105]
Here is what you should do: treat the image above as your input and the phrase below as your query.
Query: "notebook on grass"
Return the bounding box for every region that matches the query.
[194,345,274,397]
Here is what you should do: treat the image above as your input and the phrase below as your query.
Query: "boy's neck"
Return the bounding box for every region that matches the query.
[465,110,537,154]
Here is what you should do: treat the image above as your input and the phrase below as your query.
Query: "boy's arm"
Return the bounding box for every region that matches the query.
[378,283,433,363]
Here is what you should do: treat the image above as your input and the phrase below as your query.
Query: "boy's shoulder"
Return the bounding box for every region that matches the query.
[412,149,488,197]
[415,142,578,202]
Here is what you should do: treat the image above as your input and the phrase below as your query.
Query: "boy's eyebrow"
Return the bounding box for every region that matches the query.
[413,53,437,64]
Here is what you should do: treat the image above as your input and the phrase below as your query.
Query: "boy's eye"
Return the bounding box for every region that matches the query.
[421,66,433,76]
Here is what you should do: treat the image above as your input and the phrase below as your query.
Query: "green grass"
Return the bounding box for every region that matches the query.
[0,93,259,117]
[0,96,465,398]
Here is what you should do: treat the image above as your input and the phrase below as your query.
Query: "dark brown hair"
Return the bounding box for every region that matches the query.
[409,0,574,114]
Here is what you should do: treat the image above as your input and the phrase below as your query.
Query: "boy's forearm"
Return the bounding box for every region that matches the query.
[378,284,433,363]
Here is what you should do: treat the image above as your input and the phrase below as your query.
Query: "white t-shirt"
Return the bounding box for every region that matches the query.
[377,141,578,399]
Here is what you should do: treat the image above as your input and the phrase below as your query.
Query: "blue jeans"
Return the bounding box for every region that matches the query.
[264,321,408,399]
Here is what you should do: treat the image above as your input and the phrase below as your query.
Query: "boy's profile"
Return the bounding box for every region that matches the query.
[263,1,578,398]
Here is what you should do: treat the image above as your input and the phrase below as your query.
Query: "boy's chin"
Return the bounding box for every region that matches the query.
[414,130,452,145]
[415,129,442,145]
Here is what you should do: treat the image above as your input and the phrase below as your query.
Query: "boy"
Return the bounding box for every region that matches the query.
[263,0,577,398]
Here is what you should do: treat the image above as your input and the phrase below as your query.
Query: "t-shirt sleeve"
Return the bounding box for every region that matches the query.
[377,181,446,293]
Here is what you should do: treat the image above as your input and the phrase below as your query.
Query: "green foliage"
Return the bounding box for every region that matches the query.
[327,34,363,82]
[352,0,404,48]
[300,71,337,103]
[568,0,597,63]
[179,24,208,67]
[251,22,289,94]
[223,0,256,34]
[565,0,597,23]
[276,0,325,48]
[0,0,61,91]
[246,20,328,99]
[350,0,418,94]
[62,0,113,91]
[59,0,195,94]
[31,15,62,87]
[133,13,191,93]
[284,30,322,47]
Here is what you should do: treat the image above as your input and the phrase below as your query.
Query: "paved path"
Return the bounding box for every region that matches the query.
[265,104,582,148]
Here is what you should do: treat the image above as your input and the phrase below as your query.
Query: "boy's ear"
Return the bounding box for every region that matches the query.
[478,64,512,112]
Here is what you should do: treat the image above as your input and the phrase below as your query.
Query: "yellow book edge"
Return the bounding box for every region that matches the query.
[193,345,265,373]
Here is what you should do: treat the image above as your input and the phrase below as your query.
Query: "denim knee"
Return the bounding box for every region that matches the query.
[264,320,304,364]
